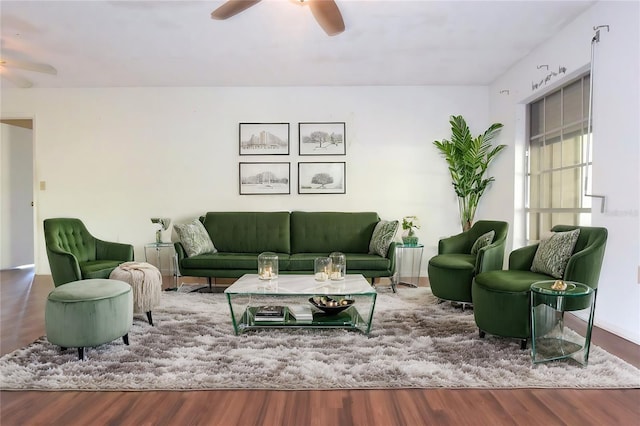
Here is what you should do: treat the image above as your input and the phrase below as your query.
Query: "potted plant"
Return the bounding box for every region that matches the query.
[433,115,506,231]
[401,216,420,246]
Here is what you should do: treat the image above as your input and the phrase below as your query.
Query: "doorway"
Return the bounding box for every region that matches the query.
[1,118,35,269]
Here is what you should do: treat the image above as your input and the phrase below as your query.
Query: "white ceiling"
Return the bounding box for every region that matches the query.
[0,0,595,88]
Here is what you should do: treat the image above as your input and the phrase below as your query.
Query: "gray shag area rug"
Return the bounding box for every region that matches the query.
[1,287,638,391]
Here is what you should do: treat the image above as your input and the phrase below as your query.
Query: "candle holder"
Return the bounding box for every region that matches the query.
[258,252,278,280]
[329,251,346,280]
[314,257,332,282]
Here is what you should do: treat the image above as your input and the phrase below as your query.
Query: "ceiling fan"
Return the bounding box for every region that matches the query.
[0,58,57,88]
[211,0,345,36]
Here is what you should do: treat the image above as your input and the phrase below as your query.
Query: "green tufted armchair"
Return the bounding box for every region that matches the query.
[44,218,134,287]
[427,220,509,307]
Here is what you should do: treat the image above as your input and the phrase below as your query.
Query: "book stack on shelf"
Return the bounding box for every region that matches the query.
[254,306,286,322]
[288,305,313,323]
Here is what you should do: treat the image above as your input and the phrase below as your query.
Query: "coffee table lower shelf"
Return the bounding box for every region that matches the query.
[236,306,368,334]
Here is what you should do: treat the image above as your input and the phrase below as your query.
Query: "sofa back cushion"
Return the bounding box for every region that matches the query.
[202,212,291,254]
[290,211,379,254]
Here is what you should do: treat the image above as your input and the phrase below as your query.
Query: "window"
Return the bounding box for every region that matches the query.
[526,75,592,242]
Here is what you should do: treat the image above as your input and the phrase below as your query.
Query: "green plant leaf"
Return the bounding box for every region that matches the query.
[432,115,506,230]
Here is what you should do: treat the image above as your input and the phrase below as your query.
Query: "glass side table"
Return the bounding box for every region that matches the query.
[144,242,179,290]
[393,243,424,290]
[530,280,596,366]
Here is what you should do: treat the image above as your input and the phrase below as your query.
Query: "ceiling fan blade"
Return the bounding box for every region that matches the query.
[0,69,33,88]
[308,0,345,36]
[211,0,261,20]
[0,58,57,75]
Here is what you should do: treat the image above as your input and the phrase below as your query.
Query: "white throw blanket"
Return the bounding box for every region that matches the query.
[110,262,162,313]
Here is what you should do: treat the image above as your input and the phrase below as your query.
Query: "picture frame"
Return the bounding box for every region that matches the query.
[299,122,346,156]
[239,162,290,195]
[298,162,346,194]
[239,123,290,155]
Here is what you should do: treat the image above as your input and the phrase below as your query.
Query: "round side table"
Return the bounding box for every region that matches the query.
[530,280,596,366]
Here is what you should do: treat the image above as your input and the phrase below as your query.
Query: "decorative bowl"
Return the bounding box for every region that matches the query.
[309,296,354,315]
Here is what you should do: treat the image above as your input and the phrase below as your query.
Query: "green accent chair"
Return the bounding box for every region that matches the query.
[45,279,133,360]
[428,220,509,307]
[472,225,607,349]
[44,218,134,286]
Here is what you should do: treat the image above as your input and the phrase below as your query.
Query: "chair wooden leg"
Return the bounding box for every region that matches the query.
[122,333,129,345]
[146,311,153,326]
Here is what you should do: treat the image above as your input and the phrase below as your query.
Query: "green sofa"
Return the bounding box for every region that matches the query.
[175,211,397,283]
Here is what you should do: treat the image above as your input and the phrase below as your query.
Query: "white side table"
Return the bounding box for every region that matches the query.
[394,243,424,289]
[144,242,179,290]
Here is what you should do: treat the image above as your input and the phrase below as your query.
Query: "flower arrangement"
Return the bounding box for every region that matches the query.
[402,216,420,236]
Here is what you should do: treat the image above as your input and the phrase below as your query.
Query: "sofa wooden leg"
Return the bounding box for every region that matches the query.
[146,311,153,326]
[520,339,528,350]
[479,329,486,338]
[123,333,130,345]
[78,347,85,360]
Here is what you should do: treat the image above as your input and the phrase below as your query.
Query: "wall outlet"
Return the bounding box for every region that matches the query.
[39,181,46,190]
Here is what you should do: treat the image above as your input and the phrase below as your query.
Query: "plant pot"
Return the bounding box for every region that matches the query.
[402,235,419,246]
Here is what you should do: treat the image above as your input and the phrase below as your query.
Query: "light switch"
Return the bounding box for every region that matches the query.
[39,181,46,190]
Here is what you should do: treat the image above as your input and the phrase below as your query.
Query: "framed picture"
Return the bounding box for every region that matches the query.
[299,122,346,156]
[298,162,346,194]
[239,162,290,195]
[239,123,290,155]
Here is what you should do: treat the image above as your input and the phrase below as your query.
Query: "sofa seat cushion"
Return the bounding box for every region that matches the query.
[288,253,331,271]
[474,270,552,293]
[182,252,290,271]
[343,253,391,271]
[428,254,476,271]
[80,260,124,279]
[287,253,390,272]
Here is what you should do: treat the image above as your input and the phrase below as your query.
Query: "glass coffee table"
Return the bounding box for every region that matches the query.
[225,274,377,335]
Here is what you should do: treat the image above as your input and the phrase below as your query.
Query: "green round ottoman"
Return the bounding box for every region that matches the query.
[45,279,133,360]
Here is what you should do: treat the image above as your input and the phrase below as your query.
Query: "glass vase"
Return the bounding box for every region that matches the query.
[314,257,332,282]
[329,252,346,280]
[258,252,278,280]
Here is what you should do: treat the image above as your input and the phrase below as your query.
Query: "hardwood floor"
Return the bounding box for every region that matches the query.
[1,268,639,426]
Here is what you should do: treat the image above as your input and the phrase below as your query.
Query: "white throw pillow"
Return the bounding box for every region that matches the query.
[368,220,399,257]
[531,229,580,278]
[470,230,495,255]
[174,219,217,257]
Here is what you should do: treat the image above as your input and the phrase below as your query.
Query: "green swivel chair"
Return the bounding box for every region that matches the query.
[472,225,607,349]
[428,220,509,308]
[44,218,134,286]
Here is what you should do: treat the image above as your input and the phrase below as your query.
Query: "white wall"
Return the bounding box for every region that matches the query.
[0,123,34,269]
[1,85,489,278]
[487,1,640,344]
